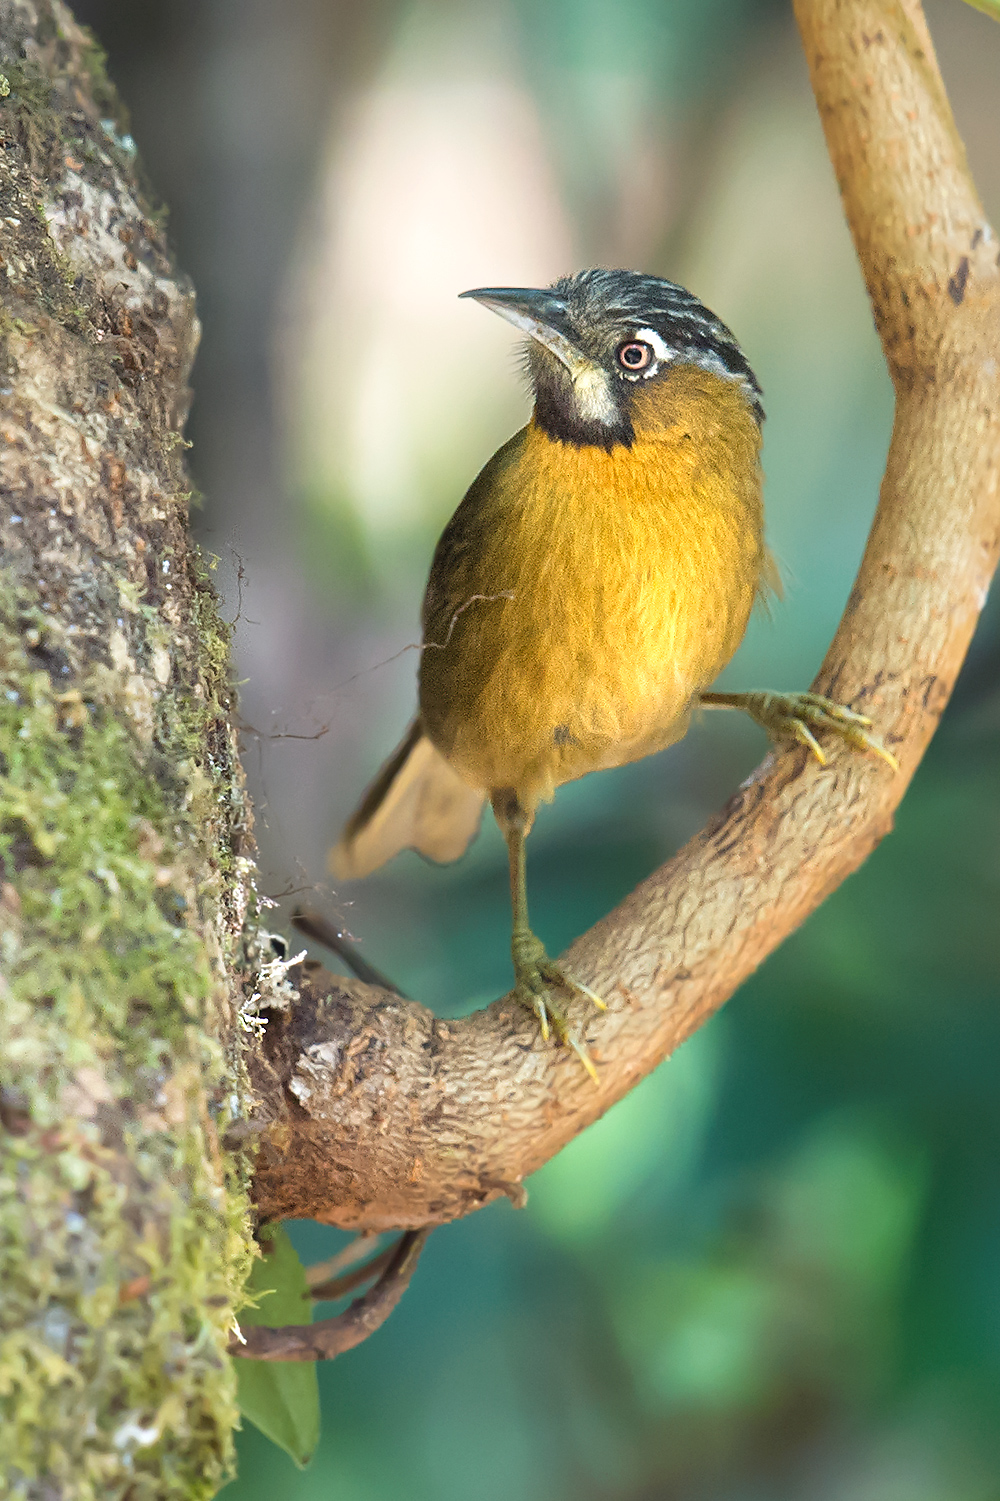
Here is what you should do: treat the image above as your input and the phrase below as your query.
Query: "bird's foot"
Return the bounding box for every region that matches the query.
[701,690,897,770]
[511,929,605,1082]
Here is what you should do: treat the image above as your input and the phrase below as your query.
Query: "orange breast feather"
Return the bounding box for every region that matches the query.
[419,366,766,810]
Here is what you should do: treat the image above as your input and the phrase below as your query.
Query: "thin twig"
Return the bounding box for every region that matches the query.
[304,1232,381,1288]
[292,908,409,997]
[309,1242,398,1302]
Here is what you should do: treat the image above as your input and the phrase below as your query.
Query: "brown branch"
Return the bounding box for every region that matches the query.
[230,1230,430,1362]
[249,0,1000,1232]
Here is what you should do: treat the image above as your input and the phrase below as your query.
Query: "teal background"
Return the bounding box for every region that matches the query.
[75,1,1000,1495]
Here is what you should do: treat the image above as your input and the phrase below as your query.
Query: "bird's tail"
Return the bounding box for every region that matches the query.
[330,719,486,880]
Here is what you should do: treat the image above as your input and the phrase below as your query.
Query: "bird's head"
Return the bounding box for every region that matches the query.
[460,268,763,452]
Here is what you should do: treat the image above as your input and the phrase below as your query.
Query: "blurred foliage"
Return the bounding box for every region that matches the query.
[71,0,1000,1496]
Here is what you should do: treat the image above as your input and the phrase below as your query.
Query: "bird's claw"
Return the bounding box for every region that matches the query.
[771,692,899,771]
[706,690,898,772]
[511,936,604,1081]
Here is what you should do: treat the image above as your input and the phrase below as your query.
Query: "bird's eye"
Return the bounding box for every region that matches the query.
[617,341,654,372]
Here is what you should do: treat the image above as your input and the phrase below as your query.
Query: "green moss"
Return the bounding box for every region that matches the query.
[0,15,144,217]
[2,58,54,116]
[0,52,113,195]
[154,551,250,894]
[0,597,254,1499]
[1,59,60,177]
[0,142,98,338]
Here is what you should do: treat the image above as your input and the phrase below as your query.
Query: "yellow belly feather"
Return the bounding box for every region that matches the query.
[419,366,766,811]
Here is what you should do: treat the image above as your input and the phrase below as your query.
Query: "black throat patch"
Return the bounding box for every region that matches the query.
[529,350,634,452]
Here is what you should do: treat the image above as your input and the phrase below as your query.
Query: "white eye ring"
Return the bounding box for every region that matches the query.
[617,327,673,381]
[617,341,654,373]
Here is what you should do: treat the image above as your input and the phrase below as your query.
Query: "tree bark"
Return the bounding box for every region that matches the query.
[249,0,1000,1232]
[1,0,998,1493]
[0,4,261,1494]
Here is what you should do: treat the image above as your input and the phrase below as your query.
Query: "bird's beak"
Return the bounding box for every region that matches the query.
[459,286,592,378]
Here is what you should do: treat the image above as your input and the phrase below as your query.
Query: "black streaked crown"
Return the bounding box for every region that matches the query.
[552,268,764,426]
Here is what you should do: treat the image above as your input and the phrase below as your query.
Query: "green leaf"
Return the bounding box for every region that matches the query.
[233,1224,321,1469]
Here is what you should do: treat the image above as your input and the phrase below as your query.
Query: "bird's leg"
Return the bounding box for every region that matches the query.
[494,790,605,1080]
[700,690,897,770]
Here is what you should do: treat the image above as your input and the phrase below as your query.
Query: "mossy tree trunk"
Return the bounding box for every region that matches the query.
[0,4,260,1495]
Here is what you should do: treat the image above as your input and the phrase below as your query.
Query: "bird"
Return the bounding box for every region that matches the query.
[331,269,894,1075]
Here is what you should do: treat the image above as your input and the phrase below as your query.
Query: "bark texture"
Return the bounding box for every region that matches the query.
[0,4,262,1495]
[249,0,1000,1232]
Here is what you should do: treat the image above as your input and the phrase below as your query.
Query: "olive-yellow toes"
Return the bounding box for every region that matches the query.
[511,930,605,1081]
[701,689,898,771]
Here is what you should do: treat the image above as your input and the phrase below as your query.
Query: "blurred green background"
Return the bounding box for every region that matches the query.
[74,0,1000,1495]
